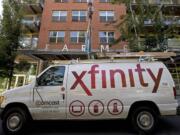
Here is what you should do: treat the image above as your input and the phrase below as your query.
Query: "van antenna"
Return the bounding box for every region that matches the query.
[170,57,175,63]
[110,57,114,62]
[70,59,79,64]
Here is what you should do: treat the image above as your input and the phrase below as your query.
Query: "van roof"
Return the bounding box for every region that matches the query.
[52,59,163,65]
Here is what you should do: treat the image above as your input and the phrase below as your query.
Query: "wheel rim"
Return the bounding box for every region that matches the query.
[136,111,154,130]
[7,113,22,132]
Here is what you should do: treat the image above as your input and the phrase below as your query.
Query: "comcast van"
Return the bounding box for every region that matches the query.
[0,60,179,134]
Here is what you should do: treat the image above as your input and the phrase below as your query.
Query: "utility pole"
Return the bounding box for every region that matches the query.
[86,0,94,59]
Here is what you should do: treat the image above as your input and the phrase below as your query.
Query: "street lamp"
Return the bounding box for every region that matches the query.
[86,0,94,59]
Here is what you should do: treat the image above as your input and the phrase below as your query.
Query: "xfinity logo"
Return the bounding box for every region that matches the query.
[70,64,163,96]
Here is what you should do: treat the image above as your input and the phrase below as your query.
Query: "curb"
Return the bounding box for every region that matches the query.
[177,96,180,115]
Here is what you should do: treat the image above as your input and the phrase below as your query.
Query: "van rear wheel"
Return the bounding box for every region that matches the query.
[130,107,158,134]
[2,107,27,135]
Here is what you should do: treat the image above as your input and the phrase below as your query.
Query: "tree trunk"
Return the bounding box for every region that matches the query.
[7,62,14,90]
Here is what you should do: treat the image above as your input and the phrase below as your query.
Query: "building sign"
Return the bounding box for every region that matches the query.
[46,44,110,53]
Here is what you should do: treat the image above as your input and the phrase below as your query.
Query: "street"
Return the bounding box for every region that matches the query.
[0,116,180,135]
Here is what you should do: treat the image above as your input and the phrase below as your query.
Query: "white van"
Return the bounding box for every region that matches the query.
[0,60,179,134]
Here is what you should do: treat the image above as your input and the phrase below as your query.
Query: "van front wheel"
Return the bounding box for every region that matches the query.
[2,107,27,135]
[131,107,158,134]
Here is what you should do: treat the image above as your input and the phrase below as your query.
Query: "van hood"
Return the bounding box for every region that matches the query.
[3,84,31,95]
[0,83,34,106]
[2,79,36,96]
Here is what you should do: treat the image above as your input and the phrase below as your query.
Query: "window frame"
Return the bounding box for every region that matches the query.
[73,0,88,3]
[99,11,115,22]
[99,31,115,44]
[72,10,87,22]
[49,31,65,44]
[54,0,68,3]
[99,0,111,3]
[70,31,86,44]
[52,10,67,22]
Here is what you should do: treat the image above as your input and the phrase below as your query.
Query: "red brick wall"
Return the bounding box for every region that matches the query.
[38,0,126,52]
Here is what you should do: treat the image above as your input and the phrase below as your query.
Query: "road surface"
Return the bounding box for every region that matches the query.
[0,116,180,135]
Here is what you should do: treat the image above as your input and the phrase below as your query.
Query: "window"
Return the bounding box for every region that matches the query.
[20,36,38,49]
[70,31,86,43]
[49,31,65,43]
[99,11,114,22]
[74,0,88,2]
[54,0,68,2]
[100,0,110,2]
[72,11,87,22]
[37,66,65,86]
[148,0,172,4]
[99,32,114,44]
[52,11,67,22]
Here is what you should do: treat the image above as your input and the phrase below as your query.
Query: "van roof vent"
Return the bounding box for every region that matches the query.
[70,59,80,64]
[139,56,157,62]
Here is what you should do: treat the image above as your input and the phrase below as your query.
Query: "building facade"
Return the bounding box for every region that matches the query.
[1,0,126,91]
[36,0,126,60]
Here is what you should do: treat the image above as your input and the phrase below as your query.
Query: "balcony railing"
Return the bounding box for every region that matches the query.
[168,39,180,51]
[14,0,44,14]
[19,37,38,49]
[21,16,41,32]
[15,0,44,4]
[132,0,180,4]
[143,17,180,26]
[137,38,180,51]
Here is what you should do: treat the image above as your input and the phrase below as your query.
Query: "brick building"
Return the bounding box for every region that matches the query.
[3,0,126,90]
[35,0,126,60]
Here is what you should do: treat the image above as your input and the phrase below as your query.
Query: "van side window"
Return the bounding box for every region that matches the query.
[37,66,65,86]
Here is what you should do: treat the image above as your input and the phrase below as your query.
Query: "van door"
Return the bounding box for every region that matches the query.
[33,66,68,120]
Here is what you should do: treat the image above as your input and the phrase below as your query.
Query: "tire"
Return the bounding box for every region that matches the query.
[130,107,158,134]
[2,107,28,135]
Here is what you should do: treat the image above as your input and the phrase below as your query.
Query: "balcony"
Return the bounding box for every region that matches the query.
[143,17,180,27]
[148,0,180,4]
[21,16,41,33]
[132,0,180,5]
[14,0,44,14]
[168,38,180,51]
[137,37,180,52]
[144,19,154,26]
[132,0,180,15]
[164,16,180,26]
[19,36,38,50]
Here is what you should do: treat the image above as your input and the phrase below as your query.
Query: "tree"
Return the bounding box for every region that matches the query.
[111,0,178,52]
[0,0,23,89]
[15,60,31,73]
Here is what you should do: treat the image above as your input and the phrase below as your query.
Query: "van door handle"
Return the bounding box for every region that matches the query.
[62,93,65,100]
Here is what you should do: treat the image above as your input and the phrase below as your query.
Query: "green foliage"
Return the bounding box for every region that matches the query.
[15,61,31,73]
[0,0,23,88]
[111,0,178,52]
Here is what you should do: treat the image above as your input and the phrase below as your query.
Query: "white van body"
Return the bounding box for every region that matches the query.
[0,61,179,134]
